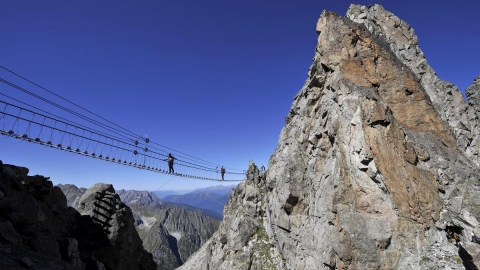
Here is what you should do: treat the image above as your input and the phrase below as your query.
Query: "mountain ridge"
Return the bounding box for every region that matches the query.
[162,192,229,218]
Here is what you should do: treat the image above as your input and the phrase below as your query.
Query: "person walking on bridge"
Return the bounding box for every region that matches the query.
[220,166,226,180]
[165,153,176,174]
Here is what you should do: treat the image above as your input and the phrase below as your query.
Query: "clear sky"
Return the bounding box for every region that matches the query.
[1,0,479,191]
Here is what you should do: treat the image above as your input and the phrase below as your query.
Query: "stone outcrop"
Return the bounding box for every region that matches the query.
[60,184,221,270]
[180,5,480,270]
[0,162,80,270]
[76,183,157,270]
[467,76,480,118]
[0,161,156,270]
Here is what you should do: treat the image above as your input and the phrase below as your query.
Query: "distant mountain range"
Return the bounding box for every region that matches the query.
[162,192,230,218]
[153,185,237,199]
[160,184,237,218]
[153,189,194,199]
[187,184,237,195]
[117,189,164,207]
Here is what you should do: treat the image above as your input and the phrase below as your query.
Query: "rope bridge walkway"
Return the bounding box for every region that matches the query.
[0,67,246,182]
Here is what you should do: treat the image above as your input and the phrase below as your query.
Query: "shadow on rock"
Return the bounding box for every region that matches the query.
[459,244,479,270]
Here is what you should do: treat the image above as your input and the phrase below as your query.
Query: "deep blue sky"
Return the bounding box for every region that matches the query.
[1,0,479,191]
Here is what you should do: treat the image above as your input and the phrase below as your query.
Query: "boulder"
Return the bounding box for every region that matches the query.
[76,183,157,270]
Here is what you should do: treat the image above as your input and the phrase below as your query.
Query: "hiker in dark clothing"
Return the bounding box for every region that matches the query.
[164,153,176,174]
[446,229,454,243]
[220,166,226,180]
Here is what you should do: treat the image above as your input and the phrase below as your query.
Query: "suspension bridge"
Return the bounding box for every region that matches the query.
[0,66,246,182]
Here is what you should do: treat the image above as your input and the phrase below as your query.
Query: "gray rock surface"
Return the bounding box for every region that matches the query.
[77,183,157,270]
[467,76,480,118]
[60,184,220,270]
[180,5,480,270]
[178,162,283,270]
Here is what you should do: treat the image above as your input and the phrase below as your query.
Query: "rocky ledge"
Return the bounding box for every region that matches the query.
[0,161,156,270]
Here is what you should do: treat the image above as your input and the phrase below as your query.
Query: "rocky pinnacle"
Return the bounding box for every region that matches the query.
[180,5,480,270]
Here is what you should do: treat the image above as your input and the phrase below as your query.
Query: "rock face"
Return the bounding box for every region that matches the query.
[76,183,157,270]
[178,163,283,270]
[180,5,480,270]
[346,4,480,166]
[0,162,156,270]
[60,185,220,270]
[467,76,480,118]
[0,163,80,270]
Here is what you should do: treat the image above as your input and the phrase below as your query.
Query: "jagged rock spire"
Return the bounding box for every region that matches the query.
[180,5,480,269]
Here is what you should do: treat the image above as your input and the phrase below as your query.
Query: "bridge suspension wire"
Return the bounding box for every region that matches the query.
[0,92,139,144]
[0,77,141,143]
[0,81,245,179]
[0,66,246,173]
[0,96,237,175]
[0,66,143,141]
[0,99,245,181]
